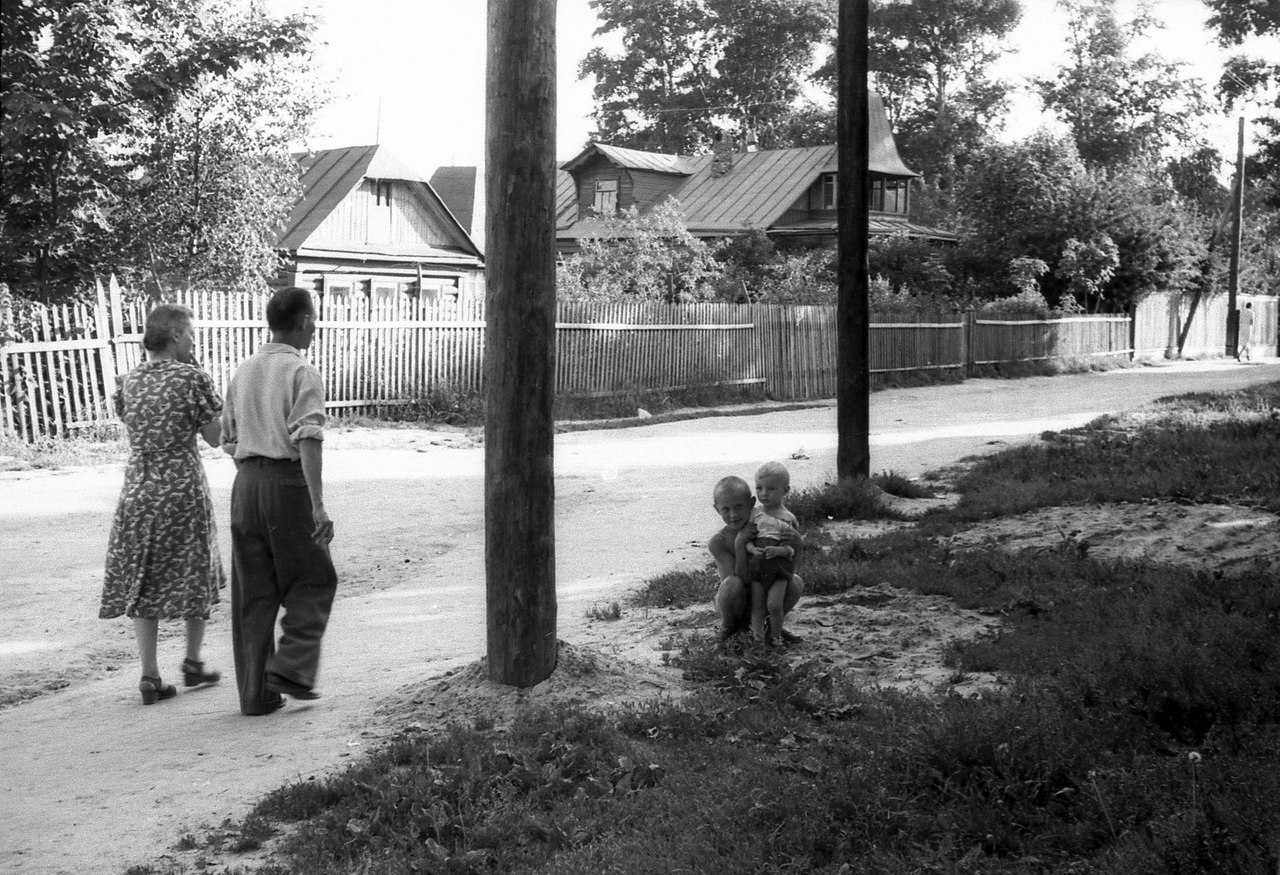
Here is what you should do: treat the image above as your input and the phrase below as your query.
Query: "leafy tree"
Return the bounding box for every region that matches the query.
[579,0,833,154]
[867,235,954,299]
[111,4,322,294]
[557,200,722,302]
[818,0,1022,190]
[1036,0,1209,168]
[955,132,1208,310]
[1,0,316,300]
[1056,235,1119,312]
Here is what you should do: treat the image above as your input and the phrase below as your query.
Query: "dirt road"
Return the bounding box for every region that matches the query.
[1,359,1276,874]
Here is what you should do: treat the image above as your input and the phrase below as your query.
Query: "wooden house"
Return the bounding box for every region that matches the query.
[555,93,955,253]
[275,145,485,304]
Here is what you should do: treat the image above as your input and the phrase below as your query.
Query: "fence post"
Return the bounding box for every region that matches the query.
[0,283,18,438]
[96,278,119,416]
[964,308,976,377]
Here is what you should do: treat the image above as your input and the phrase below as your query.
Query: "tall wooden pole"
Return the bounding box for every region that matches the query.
[836,0,871,479]
[1226,115,1245,357]
[484,0,558,687]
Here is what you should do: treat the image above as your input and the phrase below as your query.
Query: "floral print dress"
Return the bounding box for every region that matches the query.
[100,360,226,619]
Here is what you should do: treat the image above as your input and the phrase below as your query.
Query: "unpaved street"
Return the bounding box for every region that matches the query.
[1,359,1276,875]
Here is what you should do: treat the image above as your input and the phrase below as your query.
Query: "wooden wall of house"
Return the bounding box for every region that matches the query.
[309,180,453,249]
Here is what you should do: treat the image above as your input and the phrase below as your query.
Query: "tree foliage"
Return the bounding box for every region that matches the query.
[1,0,317,300]
[579,0,833,154]
[1035,0,1209,168]
[557,200,722,302]
[855,0,1023,188]
[954,132,1210,310]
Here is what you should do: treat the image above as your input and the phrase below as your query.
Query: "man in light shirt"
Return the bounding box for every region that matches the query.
[221,288,337,716]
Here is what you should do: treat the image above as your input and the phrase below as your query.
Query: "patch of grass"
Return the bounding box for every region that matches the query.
[789,476,895,526]
[0,431,127,470]
[555,382,766,422]
[872,468,937,499]
[971,353,1134,379]
[631,568,714,609]
[949,380,1280,518]
[247,706,659,874]
[354,387,485,426]
[584,601,622,621]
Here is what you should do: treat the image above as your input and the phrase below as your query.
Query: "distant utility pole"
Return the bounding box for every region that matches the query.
[483,0,558,687]
[836,0,871,479]
[1226,115,1245,358]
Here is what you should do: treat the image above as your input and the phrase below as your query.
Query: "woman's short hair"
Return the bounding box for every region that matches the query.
[266,288,315,332]
[142,304,193,352]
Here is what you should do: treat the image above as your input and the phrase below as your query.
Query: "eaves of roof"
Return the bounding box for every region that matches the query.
[768,214,958,242]
[294,244,484,266]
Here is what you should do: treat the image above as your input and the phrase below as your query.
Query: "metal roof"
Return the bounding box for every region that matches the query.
[561,143,698,175]
[428,166,478,231]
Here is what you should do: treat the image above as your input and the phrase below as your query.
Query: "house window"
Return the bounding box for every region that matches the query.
[819,173,837,209]
[593,178,618,215]
[883,179,907,213]
[375,180,392,207]
[323,276,353,296]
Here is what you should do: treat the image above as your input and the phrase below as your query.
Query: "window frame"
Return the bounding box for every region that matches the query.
[592,178,619,215]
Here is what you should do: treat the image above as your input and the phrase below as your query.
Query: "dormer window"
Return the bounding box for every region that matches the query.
[375,180,392,207]
[593,178,618,215]
[870,179,908,214]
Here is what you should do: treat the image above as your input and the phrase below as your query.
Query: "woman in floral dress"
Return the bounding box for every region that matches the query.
[101,304,226,704]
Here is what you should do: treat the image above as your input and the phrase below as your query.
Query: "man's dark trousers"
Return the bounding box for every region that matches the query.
[230,457,338,716]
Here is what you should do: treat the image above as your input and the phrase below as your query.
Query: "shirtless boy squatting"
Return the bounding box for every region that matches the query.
[709,468,804,645]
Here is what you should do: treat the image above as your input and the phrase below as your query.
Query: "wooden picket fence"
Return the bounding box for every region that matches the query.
[1,279,1273,441]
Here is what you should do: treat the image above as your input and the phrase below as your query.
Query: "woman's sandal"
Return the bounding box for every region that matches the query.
[181,658,221,688]
[139,676,177,705]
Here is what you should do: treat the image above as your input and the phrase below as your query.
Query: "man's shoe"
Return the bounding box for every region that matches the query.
[265,673,321,700]
[242,698,286,716]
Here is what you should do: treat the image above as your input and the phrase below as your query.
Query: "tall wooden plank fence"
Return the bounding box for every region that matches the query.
[2,282,1274,441]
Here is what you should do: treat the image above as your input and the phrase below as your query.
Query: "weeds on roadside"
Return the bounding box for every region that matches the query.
[953,381,1280,517]
[631,569,714,609]
[584,601,622,621]
[789,475,891,525]
[872,468,937,499]
[0,431,127,470]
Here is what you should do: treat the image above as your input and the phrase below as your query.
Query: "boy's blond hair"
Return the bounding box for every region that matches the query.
[713,475,752,502]
[755,461,790,486]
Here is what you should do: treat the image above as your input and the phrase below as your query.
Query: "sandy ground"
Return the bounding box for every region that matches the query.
[0,359,1277,875]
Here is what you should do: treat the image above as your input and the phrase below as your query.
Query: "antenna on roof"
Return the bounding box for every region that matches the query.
[375,95,383,145]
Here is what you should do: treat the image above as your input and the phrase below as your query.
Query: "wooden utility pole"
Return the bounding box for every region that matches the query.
[1226,115,1245,358]
[483,0,558,687]
[836,0,871,479]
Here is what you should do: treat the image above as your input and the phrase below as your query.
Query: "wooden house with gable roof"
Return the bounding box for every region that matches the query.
[275,145,484,305]
[555,93,955,253]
